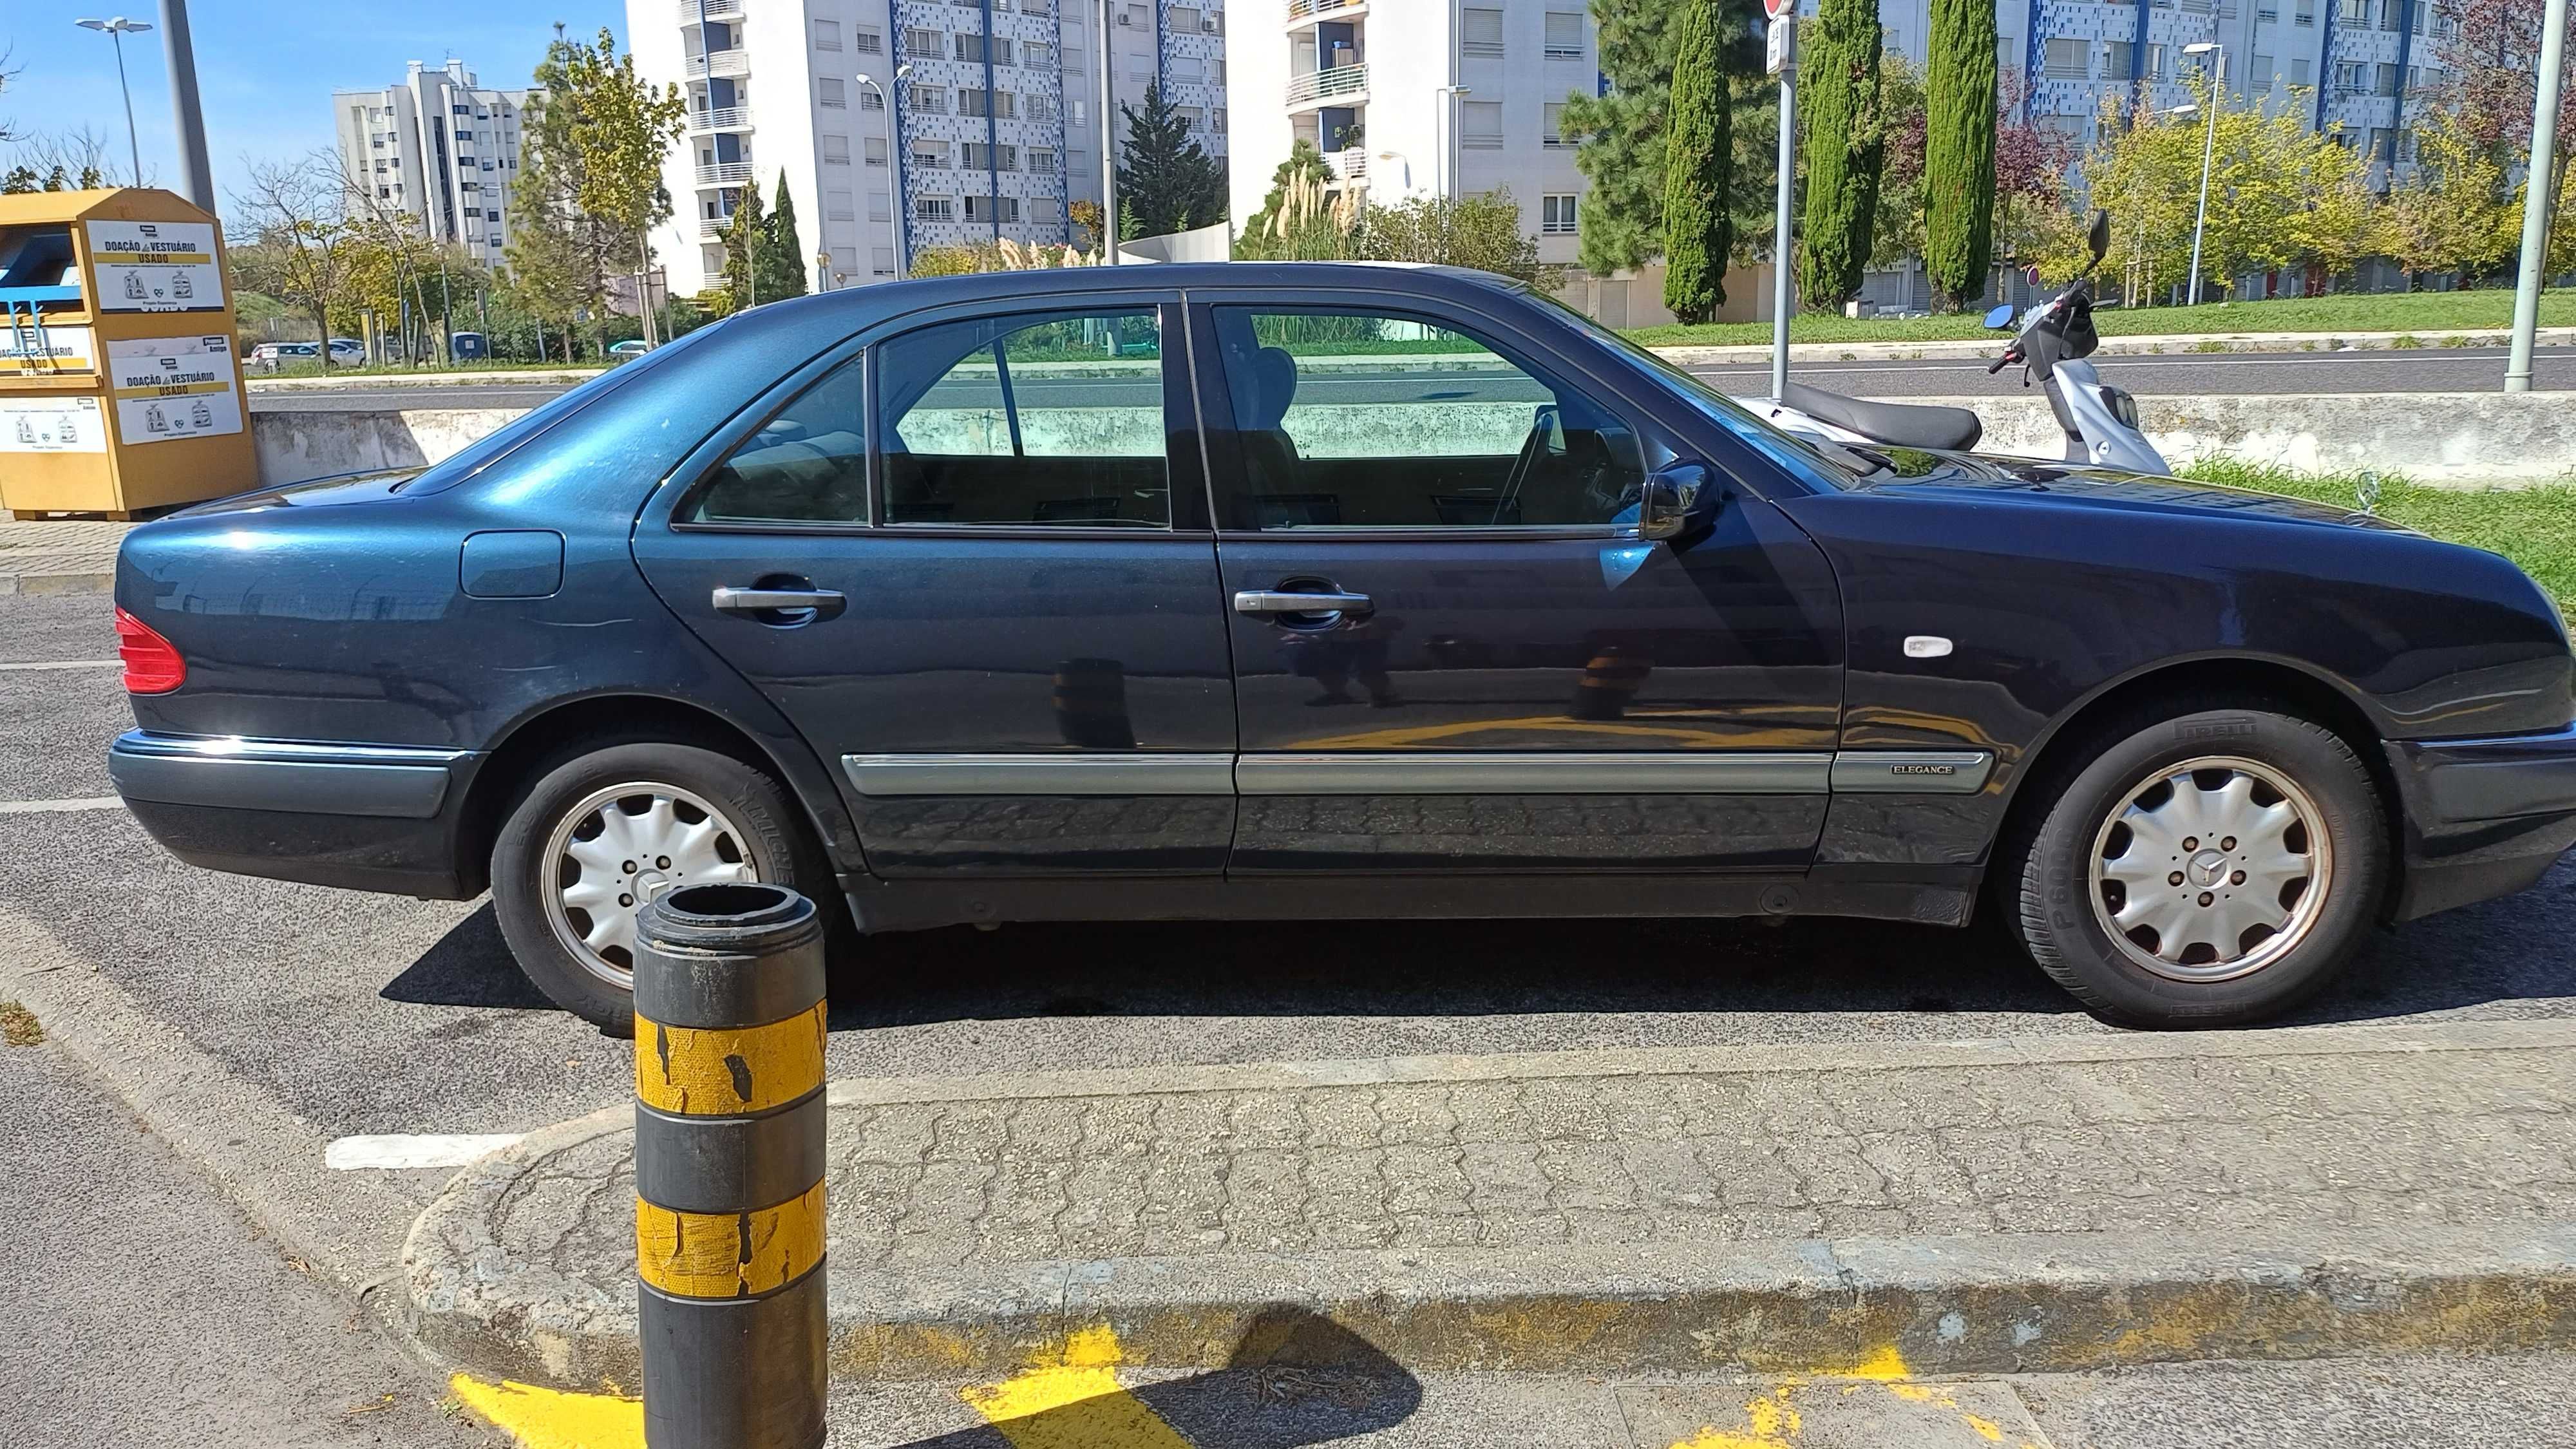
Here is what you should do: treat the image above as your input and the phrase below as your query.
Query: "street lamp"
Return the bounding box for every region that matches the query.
[1372,149,1414,196]
[856,68,909,279]
[2181,41,2224,307]
[816,247,833,293]
[75,16,155,187]
[1434,86,1472,197]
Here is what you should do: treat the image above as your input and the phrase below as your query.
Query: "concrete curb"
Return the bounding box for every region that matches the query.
[404,1019,2576,1390]
[1651,326,2576,366]
[0,571,114,596]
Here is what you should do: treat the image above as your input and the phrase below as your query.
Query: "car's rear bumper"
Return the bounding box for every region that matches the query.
[2387,723,2576,921]
[109,730,478,898]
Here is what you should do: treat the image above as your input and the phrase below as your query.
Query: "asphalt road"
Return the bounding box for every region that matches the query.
[245,345,2576,413]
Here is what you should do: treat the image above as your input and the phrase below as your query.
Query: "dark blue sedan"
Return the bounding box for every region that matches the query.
[108,264,2576,1030]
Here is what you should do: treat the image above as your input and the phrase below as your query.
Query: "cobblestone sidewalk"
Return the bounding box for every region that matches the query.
[0,518,128,593]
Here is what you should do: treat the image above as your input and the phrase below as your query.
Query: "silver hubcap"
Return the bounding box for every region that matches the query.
[2088,755,2333,983]
[540,782,766,989]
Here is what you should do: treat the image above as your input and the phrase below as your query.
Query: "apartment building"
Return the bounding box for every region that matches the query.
[629,0,1229,299]
[1226,0,1596,271]
[330,60,529,262]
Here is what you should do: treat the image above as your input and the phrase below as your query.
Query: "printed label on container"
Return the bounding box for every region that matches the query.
[86,220,224,312]
[108,334,243,444]
[0,395,108,452]
[0,322,95,373]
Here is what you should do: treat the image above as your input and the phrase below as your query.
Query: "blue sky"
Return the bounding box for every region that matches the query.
[1,1,623,217]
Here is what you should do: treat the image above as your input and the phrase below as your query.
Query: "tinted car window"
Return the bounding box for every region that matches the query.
[686,357,866,524]
[876,308,1168,527]
[1209,307,1646,529]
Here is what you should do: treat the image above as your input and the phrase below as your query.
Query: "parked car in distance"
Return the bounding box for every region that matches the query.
[609,339,652,360]
[247,339,365,371]
[109,264,2576,1032]
[327,337,366,365]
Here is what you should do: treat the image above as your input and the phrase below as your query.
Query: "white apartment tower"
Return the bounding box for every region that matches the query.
[1226,0,1597,270]
[630,0,1230,299]
[331,60,529,263]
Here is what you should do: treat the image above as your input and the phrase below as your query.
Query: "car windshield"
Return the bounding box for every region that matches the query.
[1515,287,1881,491]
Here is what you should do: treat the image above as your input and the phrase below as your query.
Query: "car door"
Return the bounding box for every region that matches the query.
[633,294,1236,877]
[1191,289,1843,873]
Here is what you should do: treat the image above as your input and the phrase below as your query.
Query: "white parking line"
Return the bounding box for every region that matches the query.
[1686,351,2517,377]
[0,796,123,815]
[0,660,120,672]
[323,1133,527,1171]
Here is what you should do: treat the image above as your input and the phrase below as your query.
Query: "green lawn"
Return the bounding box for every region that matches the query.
[2180,458,2576,614]
[1625,287,2576,350]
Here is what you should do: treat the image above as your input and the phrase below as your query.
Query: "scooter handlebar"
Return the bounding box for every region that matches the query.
[1987,350,2016,375]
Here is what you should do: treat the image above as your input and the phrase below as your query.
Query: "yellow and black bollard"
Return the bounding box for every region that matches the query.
[1052,656,1139,748]
[632,882,829,1449]
[1568,645,1653,721]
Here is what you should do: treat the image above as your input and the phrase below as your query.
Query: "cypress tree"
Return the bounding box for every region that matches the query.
[1662,0,1734,324]
[761,172,809,301]
[1923,0,1998,309]
[1795,0,1884,308]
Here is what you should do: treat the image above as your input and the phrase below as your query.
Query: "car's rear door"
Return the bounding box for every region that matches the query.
[1189,286,1844,873]
[634,292,1236,877]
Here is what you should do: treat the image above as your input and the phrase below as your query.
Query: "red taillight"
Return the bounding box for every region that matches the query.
[115,607,185,694]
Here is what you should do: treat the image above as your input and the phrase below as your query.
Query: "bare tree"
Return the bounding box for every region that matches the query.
[5,126,138,189]
[229,151,358,372]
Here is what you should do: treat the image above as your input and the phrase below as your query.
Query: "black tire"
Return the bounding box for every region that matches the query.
[2004,704,2389,1028]
[491,740,828,1034]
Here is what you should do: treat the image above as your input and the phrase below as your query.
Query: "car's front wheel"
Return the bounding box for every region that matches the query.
[491,741,824,1032]
[2009,705,2389,1027]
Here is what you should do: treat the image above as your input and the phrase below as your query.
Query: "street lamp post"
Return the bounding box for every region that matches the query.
[856,69,909,279]
[1432,86,1472,198]
[2181,42,2224,307]
[816,247,833,293]
[75,16,156,187]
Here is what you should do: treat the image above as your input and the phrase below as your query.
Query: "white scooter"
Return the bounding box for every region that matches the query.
[1747,211,2172,476]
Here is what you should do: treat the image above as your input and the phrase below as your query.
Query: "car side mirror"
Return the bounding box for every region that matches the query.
[2087,209,2111,266]
[1983,303,2017,330]
[1638,463,1721,542]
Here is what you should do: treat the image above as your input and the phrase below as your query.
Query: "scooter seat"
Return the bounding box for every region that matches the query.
[1778,381,1984,453]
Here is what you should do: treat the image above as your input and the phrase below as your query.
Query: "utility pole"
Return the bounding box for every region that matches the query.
[2183,43,2223,307]
[159,1,216,213]
[2508,0,2569,392]
[1766,0,1797,401]
[1099,0,1119,262]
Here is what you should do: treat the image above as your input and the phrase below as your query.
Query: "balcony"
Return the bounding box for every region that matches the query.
[687,106,753,134]
[677,0,744,21]
[695,160,755,185]
[1324,147,1367,182]
[1285,0,1366,22]
[1286,62,1368,108]
[685,48,750,79]
[698,216,734,241]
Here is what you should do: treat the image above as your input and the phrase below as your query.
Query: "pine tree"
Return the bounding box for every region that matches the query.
[1795,0,1884,308]
[1560,3,1678,276]
[1115,82,1226,238]
[1663,0,1734,323]
[1923,0,1999,309]
[761,171,809,300]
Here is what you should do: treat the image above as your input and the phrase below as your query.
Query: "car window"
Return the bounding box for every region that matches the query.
[686,355,866,524]
[1209,307,1646,529]
[876,308,1168,527]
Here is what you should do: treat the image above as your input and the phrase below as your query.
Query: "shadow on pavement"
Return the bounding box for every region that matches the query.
[890,1307,1424,1449]
[386,857,2576,1033]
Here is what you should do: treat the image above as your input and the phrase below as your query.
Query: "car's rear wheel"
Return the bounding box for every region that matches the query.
[2007,705,2388,1027]
[491,741,824,1032]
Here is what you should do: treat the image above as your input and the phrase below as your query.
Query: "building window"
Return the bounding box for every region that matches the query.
[957,33,986,62]
[1461,7,1505,57]
[2042,37,2087,77]
[1460,100,1504,149]
[1544,11,1585,57]
[857,26,883,54]
[1032,197,1062,225]
[2335,59,2366,93]
[862,88,886,111]
[815,19,842,50]
[865,136,889,167]
[1030,147,1058,173]
[914,85,951,115]
[1542,193,1579,234]
[2295,0,2314,24]
[2252,51,2275,86]
[820,77,848,108]
[963,86,988,116]
[827,188,856,220]
[914,140,952,170]
[917,196,956,222]
[2146,43,2167,77]
[823,134,851,165]
[1172,5,1202,33]
[904,28,944,57]
[2375,61,2399,95]
[1177,106,1204,131]
[1543,102,1567,146]
[2291,56,2311,83]
[962,194,1021,223]
[2105,40,2134,76]
[1027,41,1056,68]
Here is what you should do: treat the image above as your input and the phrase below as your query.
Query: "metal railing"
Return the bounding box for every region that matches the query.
[677,0,744,21]
[685,49,750,79]
[687,106,752,133]
[1287,62,1368,106]
[1286,0,1365,21]
[1325,147,1368,180]
[695,160,755,185]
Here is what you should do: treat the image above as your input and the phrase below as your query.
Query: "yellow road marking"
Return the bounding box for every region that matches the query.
[448,1375,639,1449]
[1663,1345,2045,1449]
[634,1000,826,1115]
[636,1180,826,1298]
[961,1325,1197,1449]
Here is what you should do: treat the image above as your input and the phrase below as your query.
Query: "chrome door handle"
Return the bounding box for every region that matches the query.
[712,586,845,612]
[1233,589,1374,616]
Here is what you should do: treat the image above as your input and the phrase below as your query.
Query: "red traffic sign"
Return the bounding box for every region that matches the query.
[1765,0,1795,20]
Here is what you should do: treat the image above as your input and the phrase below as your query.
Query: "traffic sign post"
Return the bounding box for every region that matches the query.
[1766,0,1797,401]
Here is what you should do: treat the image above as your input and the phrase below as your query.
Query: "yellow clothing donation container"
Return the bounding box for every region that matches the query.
[0,187,258,518]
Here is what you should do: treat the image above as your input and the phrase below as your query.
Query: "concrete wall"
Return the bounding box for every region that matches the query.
[251,391,2576,490]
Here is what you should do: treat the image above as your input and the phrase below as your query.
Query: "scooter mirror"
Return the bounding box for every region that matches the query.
[2087,210,2112,265]
[1982,303,2018,329]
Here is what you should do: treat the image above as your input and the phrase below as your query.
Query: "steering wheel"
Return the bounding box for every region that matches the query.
[1493,408,1559,524]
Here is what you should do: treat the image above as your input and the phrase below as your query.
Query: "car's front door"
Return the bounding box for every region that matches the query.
[634,296,1236,878]
[1193,292,1843,873]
